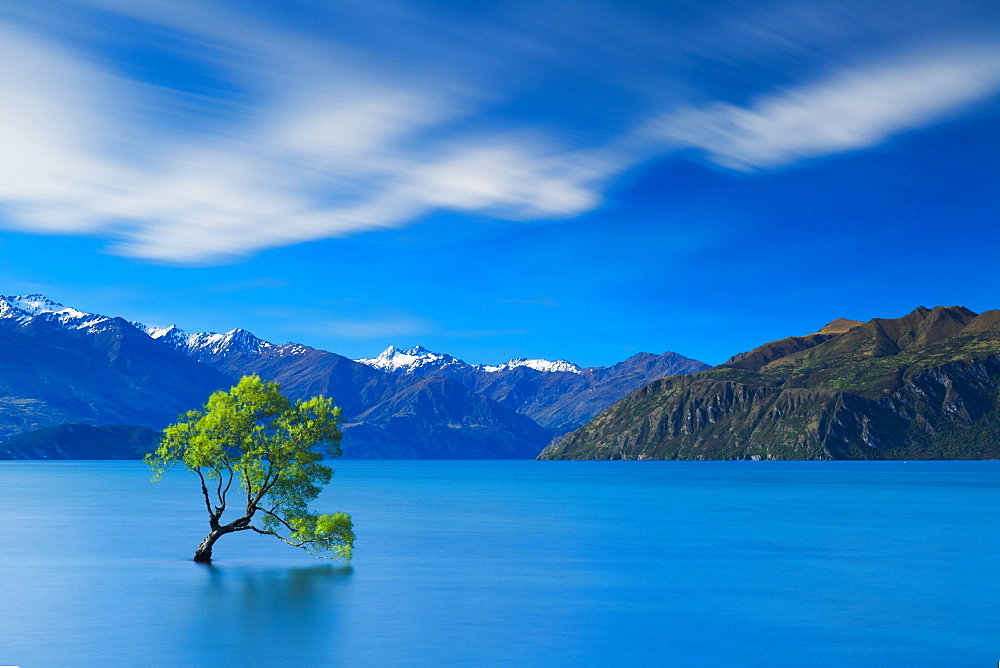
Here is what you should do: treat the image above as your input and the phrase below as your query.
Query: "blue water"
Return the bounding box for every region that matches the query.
[1,461,998,666]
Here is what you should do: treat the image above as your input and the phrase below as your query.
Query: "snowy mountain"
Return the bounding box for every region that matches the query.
[0,295,295,364]
[355,344,709,432]
[479,358,582,374]
[132,331,551,458]
[0,294,709,458]
[131,323,284,362]
[0,294,114,334]
[355,345,466,374]
[0,295,274,364]
[356,345,582,375]
[0,295,234,442]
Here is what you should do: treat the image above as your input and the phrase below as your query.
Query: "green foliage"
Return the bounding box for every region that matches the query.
[146,375,353,561]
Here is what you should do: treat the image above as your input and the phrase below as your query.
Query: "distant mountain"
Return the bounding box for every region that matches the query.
[133,323,274,363]
[468,351,712,433]
[343,377,551,459]
[357,345,582,375]
[144,331,555,458]
[143,326,708,454]
[0,295,234,440]
[0,294,708,459]
[541,306,1000,460]
[357,345,710,432]
[356,345,470,375]
[0,424,160,459]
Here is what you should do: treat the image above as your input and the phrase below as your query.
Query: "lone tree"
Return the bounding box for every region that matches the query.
[147,375,354,563]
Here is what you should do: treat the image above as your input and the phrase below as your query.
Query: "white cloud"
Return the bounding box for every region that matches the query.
[404,141,606,218]
[650,47,1000,170]
[0,17,623,263]
[0,27,123,229]
[0,3,997,263]
[269,89,457,166]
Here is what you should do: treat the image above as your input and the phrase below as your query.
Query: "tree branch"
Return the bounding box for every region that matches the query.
[194,468,217,526]
[214,467,225,510]
[247,526,336,559]
[243,464,253,510]
[258,507,296,533]
[222,468,235,502]
[251,468,276,509]
[220,511,255,533]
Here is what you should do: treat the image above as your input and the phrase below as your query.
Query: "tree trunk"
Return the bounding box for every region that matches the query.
[194,529,225,563]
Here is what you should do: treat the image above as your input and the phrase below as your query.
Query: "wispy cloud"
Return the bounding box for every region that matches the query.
[0,1,996,263]
[0,8,621,263]
[650,46,1000,170]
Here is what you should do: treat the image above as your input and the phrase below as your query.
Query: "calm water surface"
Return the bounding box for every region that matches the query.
[1,460,998,666]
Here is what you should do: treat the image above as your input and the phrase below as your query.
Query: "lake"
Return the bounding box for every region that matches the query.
[0,460,998,666]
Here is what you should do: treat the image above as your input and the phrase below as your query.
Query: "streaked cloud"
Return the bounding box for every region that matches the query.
[0,0,996,263]
[651,47,1000,170]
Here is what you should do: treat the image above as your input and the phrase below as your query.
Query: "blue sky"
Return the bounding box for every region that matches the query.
[0,0,998,366]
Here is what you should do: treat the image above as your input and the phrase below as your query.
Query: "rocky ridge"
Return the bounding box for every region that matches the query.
[541,306,1000,460]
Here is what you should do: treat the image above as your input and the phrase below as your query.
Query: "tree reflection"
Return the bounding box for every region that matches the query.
[188,564,354,663]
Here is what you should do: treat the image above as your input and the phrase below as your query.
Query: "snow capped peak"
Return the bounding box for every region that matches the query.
[356,345,465,374]
[217,328,271,354]
[143,324,183,339]
[276,343,311,356]
[479,358,582,374]
[131,321,275,359]
[131,321,193,346]
[133,322,189,343]
[0,294,111,332]
[356,345,582,375]
[1,294,88,319]
[0,294,300,361]
[0,297,583,376]
[3,294,74,315]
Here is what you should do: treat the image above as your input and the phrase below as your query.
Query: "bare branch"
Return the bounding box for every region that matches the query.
[214,467,225,509]
[222,468,235,501]
[194,468,216,523]
[243,464,253,510]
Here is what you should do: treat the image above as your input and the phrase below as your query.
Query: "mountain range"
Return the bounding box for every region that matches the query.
[353,344,709,433]
[541,306,1000,460]
[0,295,234,440]
[0,294,708,459]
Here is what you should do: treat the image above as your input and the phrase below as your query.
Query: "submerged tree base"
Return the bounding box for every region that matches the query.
[193,530,224,563]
